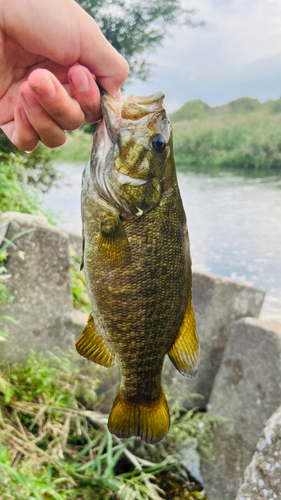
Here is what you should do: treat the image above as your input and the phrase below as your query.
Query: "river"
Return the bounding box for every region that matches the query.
[44,163,281,321]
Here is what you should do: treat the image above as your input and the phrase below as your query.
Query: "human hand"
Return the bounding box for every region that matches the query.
[0,0,128,151]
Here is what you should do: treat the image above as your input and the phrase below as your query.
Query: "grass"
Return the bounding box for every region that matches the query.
[69,249,91,315]
[54,131,93,164]
[172,113,281,171]
[0,344,229,499]
[0,151,59,224]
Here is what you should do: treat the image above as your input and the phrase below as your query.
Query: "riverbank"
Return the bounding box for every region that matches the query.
[54,113,281,172]
[172,113,281,171]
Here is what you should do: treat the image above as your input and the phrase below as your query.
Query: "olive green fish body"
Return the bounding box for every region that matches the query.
[77,91,199,444]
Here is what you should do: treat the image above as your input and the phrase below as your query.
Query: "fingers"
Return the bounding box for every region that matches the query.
[20,80,68,148]
[1,103,39,152]
[1,65,103,151]
[1,0,129,97]
[68,65,102,123]
[18,69,81,148]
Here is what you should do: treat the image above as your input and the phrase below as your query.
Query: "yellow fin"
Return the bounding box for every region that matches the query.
[76,315,115,368]
[98,215,131,268]
[108,389,170,445]
[168,297,200,377]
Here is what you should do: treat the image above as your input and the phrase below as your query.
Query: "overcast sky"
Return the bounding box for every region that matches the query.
[131,0,281,112]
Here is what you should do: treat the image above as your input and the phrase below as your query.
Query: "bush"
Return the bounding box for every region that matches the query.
[173,114,281,170]
[0,151,58,224]
[0,129,60,193]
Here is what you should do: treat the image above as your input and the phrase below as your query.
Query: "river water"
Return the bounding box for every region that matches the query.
[44,163,281,321]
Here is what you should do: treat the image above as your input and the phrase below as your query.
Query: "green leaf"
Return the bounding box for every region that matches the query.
[0,330,8,341]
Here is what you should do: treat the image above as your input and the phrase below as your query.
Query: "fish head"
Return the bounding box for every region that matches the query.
[91,90,175,217]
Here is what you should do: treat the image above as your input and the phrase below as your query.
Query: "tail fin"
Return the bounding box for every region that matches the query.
[108,389,170,445]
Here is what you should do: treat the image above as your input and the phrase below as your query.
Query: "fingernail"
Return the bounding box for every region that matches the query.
[32,77,56,99]
[22,90,42,112]
[19,107,31,126]
[70,70,90,92]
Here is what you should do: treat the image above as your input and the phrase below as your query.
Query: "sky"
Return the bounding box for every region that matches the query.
[131,0,281,112]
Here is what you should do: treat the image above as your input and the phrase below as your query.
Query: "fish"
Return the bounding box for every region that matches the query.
[76,89,200,445]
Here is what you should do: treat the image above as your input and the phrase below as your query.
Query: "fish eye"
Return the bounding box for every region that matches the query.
[152,134,167,153]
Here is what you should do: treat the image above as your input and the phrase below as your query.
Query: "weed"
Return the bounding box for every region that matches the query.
[0,346,227,499]
[173,113,281,171]
[69,250,91,315]
[0,151,58,223]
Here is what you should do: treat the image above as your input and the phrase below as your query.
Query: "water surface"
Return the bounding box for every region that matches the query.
[44,163,281,320]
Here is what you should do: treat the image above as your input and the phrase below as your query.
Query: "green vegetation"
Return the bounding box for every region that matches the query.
[0,151,50,217]
[0,346,229,499]
[69,249,91,315]
[54,131,93,164]
[170,100,212,122]
[169,96,281,122]
[170,96,281,171]
[0,130,59,193]
[172,111,281,171]
[0,130,60,221]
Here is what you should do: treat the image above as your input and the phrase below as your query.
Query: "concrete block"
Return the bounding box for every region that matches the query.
[236,405,281,500]
[202,318,281,500]
[0,212,73,362]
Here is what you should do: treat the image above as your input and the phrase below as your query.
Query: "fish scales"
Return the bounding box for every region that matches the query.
[77,89,200,444]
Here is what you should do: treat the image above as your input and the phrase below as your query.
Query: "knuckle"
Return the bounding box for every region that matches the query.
[77,96,100,124]
[67,116,84,131]
[84,110,102,124]
[41,133,67,149]
[38,121,54,136]
[51,101,84,131]
[14,137,38,152]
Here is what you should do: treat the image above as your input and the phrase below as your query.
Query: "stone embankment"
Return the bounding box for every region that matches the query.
[236,405,281,500]
[201,319,281,500]
[0,212,280,500]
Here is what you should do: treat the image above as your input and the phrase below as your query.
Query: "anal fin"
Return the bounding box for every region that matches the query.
[76,315,115,368]
[168,296,200,377]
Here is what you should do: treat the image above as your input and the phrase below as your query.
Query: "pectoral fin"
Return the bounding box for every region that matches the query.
[168,297,200,377]
[76,315,115,368]
[99,214,131,268]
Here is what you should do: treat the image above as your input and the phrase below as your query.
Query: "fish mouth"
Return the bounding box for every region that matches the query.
[114,168,147,187]
[101,89,165,138]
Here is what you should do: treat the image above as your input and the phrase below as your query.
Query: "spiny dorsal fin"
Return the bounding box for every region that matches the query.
[168,296,200,377]
[76,315,115,368]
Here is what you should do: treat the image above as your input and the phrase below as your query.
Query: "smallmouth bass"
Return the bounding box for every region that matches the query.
[76,89,200,444]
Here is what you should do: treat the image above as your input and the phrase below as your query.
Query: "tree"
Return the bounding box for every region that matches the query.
[76,0,203,81]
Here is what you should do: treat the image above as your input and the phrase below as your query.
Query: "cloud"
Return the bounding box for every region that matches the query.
[132,0,281,110]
